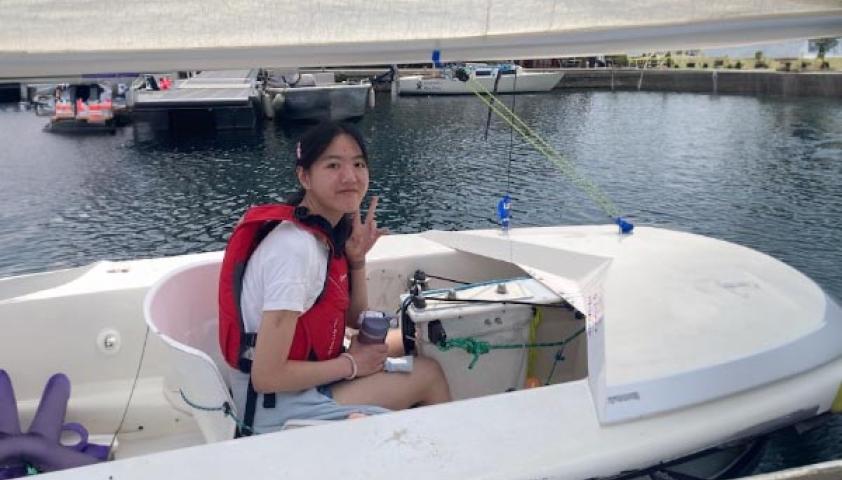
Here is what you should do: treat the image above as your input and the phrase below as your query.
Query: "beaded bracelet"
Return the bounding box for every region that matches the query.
[340,352,358,380]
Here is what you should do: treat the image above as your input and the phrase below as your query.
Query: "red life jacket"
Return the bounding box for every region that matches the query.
[218,204,349,373]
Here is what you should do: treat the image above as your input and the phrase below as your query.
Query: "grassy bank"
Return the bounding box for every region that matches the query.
[626,53,841,72]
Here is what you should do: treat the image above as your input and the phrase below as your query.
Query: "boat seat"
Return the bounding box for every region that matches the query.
[143,259,237,444]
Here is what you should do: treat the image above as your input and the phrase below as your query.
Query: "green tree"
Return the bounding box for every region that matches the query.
[814,38,839,61]
[754,50,767,69]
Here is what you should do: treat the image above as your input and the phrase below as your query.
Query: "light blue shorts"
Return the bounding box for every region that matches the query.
[229,370,390,435]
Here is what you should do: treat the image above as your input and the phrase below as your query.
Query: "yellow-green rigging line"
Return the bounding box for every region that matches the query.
[466,77,625,223]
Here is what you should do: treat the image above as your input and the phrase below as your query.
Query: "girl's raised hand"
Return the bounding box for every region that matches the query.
[345,196,387,263]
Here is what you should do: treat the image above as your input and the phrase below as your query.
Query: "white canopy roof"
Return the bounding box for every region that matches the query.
[1,1,841,76]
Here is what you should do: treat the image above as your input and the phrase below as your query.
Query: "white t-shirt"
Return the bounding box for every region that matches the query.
[239,221,329,334]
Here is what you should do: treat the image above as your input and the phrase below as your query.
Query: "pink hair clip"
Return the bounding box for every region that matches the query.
[296,142,302,160]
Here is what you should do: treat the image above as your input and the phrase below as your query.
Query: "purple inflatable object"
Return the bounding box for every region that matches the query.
[0,370,109,478]
[0,371,20,436]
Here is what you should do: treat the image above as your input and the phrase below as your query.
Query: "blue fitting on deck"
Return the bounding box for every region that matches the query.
[432,49,442,68]
[616,217,634,234]
[497,194,512,231]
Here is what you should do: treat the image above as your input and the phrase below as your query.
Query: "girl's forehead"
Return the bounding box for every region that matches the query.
[326,134,361,151]
[319,135,364,158]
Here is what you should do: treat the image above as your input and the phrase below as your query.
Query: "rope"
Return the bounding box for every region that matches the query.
[110,326,150,453]
[437,326,585,369]
[419,295,572,309]
[422,276,531,295]
[424,273,470,285]
[545,347,566,386]
[466,78,623,221]
[526,308,542,378]
[178,389,253,435]
[506,72,517,195]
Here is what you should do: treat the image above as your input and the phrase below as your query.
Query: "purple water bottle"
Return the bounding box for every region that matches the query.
[358,311,390,344]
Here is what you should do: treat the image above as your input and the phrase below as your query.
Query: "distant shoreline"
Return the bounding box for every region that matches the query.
[553,68,842,98]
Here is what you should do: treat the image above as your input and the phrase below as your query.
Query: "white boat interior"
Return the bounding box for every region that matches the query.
[2,225,841,479]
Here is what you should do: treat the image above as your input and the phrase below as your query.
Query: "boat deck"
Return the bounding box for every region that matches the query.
[132,70,257,110]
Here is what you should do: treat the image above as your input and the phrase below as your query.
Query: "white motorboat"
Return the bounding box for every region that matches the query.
[264,71,372,122]
[40,83,117,134]
[1,1,841,479]
[399,64,563,95]
[2,225,842,479]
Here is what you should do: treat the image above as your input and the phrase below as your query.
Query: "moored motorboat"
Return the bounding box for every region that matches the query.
[264,71,372,122]
[42,83,116,134]
[399,64,563,96]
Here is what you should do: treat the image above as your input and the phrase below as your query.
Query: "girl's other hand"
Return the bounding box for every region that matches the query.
[347,336,387,377]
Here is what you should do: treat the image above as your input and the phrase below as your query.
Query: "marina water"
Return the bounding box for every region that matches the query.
[1,90,841,474]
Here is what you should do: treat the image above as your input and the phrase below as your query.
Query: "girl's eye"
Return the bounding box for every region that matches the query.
[326,162,340,169]
[355,161,368,169]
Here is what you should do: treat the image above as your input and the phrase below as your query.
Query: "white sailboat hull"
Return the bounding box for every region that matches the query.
[2,225,840,479]
[399,71,563,95]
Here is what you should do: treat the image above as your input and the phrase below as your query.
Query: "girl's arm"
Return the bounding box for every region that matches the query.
[344,196,386,329]
[250,309,386,393]
[346,260,367,329]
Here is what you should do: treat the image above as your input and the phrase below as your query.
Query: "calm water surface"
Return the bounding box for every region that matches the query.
[1,90,841,474]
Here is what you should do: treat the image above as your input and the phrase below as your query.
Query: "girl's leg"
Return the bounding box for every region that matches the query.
[385,328,405,357]
[331,356,451,410]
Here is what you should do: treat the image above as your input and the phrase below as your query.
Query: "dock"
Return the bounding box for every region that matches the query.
[131,70,260,131]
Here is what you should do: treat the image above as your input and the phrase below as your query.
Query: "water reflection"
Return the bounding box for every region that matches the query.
[2,92,841,290]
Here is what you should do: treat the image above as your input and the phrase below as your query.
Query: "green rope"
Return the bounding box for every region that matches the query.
[545,346,566,386]
[179,389,253,435]
[526,308,542,378]
[437,327,585,369]
[467,78,621,219]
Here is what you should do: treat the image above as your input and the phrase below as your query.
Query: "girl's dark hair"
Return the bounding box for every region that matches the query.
[286,121,368,256]
[286,121,369,205]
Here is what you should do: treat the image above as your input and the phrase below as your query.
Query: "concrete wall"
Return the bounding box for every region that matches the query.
[556,69,842,98]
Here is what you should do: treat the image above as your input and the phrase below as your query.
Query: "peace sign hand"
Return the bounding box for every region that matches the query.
[345,196,387,265]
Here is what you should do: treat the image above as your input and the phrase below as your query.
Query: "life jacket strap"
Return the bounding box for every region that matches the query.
[242,378,258,436]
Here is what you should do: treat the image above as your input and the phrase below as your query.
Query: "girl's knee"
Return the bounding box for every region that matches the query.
[414,356,445,380]
[406,357,444,388]
[413,356,451,403]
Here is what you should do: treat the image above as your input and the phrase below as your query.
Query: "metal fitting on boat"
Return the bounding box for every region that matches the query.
[96,329,121,354]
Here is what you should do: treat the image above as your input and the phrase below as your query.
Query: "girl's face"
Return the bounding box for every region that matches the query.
[297,133,369,224]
